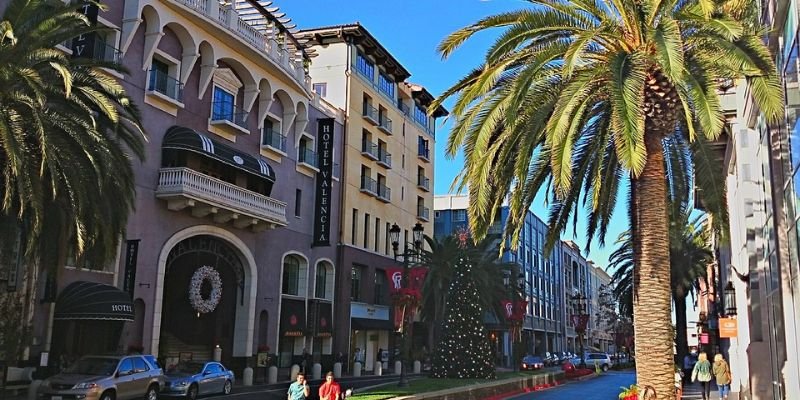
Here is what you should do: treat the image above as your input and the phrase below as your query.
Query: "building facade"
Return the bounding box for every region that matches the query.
[296,24,447,372]
[433,194,567,366]
[3,0,354,375]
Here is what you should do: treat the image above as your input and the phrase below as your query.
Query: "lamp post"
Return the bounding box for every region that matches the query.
[503,270,525,371]
[570,294,589,368]
[723,281,737,317]
[389,222,424,387]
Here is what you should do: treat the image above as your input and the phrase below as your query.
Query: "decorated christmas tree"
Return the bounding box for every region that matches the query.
[431,255,496,379]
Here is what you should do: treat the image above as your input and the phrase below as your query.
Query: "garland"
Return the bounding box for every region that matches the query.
[188,266,222,314]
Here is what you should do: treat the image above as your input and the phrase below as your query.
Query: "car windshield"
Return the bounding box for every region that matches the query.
[168,362,205,375]
[526,356,543,362]
[66,358,119,376]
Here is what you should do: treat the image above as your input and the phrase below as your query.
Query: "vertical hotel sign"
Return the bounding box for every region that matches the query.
[122,240,140,298]
[72,1,100,59]
[313,118,335,246]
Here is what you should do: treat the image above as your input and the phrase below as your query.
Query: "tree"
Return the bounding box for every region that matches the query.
[431,254,496,379]
[432,0,781,395]
[0,0,146,283]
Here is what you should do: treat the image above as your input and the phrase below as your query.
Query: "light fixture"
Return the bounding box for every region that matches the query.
[412,223,424,248]
[724,281,737,316]
[389,223,401,254]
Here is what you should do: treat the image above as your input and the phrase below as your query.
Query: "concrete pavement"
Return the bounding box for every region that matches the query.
[507,371,636,400]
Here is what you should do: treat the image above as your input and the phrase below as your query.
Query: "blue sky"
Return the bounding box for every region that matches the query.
[280,0,629,269]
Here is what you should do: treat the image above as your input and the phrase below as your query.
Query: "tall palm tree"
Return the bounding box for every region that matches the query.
[0,0,145,281]
[432,0,781,395]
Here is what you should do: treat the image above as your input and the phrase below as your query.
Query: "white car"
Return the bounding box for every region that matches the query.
[585,353,613,371]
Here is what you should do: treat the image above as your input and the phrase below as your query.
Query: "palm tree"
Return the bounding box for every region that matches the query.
[0,0,145,281]
[433,0,782,395]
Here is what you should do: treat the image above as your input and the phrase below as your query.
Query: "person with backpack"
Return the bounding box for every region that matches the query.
[692,352,713,400]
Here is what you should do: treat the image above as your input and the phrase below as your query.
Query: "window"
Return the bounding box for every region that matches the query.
[118,359,133,374]
[315,263,332,299]
[351,265,363,301]
[435,211,441,219]
[295,189,302,217]
[375,218,381,252]
[379,73,395,98]
[385,222,391,255]
[364,214,371,249]
[414,103,428,128]
[356,52,375,80]
[453,209,467,222]
[282,256,300,295]
[375,269,388,305]
[148,58,182,100]
[313,83,327,97]
[205,363,222,373]
[132,357,149,373]
[351,209,358,245]
[212,87,235,121]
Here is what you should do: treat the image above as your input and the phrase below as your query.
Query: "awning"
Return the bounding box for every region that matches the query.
[162,126,276,182]
[54,281,134,321]
[351,317,394,331]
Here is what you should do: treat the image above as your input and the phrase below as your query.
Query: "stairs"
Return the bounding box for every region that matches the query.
[159,332,213,362]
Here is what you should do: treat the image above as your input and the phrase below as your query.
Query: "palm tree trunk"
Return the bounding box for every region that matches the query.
[673,292,689,367]
[632,135,675,400]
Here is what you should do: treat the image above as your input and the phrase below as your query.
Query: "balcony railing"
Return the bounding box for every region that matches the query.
[94,40,121,63]
[397,100,411,116]
[261,127,287,152]
[155,167,287,227]
[362,104,379,125]
[299,147,318,168]
[418,143,430,161]
[174,0,308,89]
[378,114,393,134]
[147,69,184,102]
[211,102,248,130]
[360,175,377,195]
[361,140,379,160]
[377,182,391,202]
[377,148,392,168]
[417,175,430,191]
[417,205,430,221]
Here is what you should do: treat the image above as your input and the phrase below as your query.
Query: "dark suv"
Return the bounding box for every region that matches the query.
[38,355,164,400]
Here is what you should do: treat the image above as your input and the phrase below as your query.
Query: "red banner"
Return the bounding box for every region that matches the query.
[409,267,428,291]
[501,300,527,321]
[501,300,514,319]
[385,267,404,294]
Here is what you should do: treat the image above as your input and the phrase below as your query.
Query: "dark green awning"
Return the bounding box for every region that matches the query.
[162,126,276,182]
[54,281,134,321]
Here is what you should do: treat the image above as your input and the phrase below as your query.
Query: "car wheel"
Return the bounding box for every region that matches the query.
[100,390,115,400]
[222,380,232,395]
[602,364,609,372]
[145,385,158,400]
[186,384,198,400]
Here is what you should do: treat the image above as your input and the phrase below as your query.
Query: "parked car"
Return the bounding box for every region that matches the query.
[161,361,234,400]
[38,355,164,400]
[521,355,544,370]
[585,353,613,371]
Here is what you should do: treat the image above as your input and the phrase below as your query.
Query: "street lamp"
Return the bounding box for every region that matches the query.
[390,222,424,387]
[570,294,589,368]
[723,281,737,317]
[502,270,525,370]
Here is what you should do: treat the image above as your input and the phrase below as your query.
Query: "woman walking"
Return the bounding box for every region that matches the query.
[692,352,713,400]
[713,354,732,400]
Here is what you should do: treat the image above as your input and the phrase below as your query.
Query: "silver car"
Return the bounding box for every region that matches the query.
[38,355,164,400]
[161,362,234,400]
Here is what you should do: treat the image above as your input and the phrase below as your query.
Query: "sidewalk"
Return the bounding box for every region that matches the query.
[682,382,721,399]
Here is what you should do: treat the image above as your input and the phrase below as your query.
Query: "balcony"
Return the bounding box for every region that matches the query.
[361,140,379,160]
[417,175,430,191]
[210,102,249,134]
[418,143,431,162]
[261,127,287,153]
[299,147,318,169]
[377,148,392,168]
[417,205,430,222]
[93,40,121,63]
[362,104,379,125]
[378,115,393,134]
[147,69,184,103]
[360,175,377,196]
[172,0,309,90]
[377,182,391,203]
[156,167,287,230]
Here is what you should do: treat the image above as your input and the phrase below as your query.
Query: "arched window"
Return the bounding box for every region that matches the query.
[282,256,301,295]
[314,261,334,300]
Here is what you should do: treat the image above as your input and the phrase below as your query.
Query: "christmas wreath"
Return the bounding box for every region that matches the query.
[189,266,222,314]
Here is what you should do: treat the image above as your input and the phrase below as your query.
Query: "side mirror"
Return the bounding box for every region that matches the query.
[117,370,132,377]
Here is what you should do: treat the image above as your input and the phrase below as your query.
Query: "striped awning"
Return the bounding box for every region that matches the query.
[162,126,276,182]
[54,281,134,321]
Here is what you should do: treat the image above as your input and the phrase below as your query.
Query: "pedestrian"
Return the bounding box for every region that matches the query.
[675,364,684,399]
[713,354,732,400]
[692,352,713,400]
[318,371,341,400]
[353,347,363,365]
[301,348,310,373]
[683,352,695,384]
[287,372,310,400]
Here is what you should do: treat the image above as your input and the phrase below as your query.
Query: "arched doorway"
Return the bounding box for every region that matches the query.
[159,235,244,368]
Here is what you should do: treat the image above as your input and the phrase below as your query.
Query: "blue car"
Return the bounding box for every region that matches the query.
[161,362,234,400]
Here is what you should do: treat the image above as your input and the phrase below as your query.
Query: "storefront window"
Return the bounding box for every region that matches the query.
[784,38,800,171]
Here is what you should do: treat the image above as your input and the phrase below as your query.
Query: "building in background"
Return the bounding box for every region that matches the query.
[588,263,613,353]
[297,24,447,372]
[2,0,352,376]
[434,194,566,367]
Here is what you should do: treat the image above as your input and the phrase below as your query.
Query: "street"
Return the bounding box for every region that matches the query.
[508,371,636,400]
[198,375,404,400]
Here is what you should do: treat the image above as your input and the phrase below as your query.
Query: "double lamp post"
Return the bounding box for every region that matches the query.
[389,222,424,387]
[570,293,589,368]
